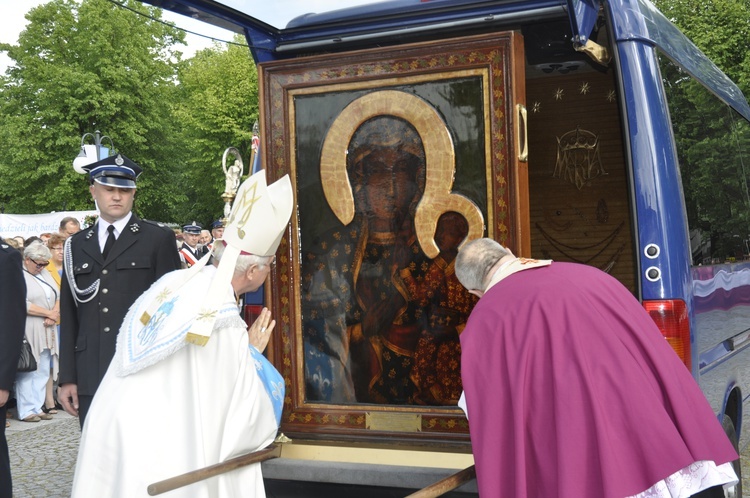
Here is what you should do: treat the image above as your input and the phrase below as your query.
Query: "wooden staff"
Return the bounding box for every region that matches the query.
[404,465,476,498]
[147,444,281,496]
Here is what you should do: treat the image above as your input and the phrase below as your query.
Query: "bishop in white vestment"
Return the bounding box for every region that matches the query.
[72,171,293,497]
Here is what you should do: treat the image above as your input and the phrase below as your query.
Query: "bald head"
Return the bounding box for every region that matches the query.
[455,238,513,292]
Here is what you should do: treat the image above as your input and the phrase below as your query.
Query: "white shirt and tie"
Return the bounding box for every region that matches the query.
[97,213,133,257]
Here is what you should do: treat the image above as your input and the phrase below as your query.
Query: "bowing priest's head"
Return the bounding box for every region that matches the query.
[212,243,275,295]
[455,238,514,297]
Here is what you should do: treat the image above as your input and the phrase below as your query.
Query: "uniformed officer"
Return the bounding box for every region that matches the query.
[0,237,26,498]
[206,218,224,251]
[179,221,208,268]
[58,154,181,427]
[211,219,225,241]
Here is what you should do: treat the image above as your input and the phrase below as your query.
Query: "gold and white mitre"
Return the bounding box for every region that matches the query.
[186,170,294,345]
[136,170,294,347]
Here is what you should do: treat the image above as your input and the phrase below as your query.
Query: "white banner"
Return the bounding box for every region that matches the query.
[0,210,98,239]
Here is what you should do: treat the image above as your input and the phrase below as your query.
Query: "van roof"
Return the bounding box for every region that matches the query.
[144,0,750,121]
[143,0,568,45]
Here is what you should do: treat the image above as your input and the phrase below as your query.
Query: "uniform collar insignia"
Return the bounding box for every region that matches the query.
[129,222,140,233]
[85,230,94,239]
[1,244,7,249]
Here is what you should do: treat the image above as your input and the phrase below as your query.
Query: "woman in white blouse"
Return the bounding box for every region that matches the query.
[16,242,60,422]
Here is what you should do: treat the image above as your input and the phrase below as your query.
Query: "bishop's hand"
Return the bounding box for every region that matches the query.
[248,307,275,353]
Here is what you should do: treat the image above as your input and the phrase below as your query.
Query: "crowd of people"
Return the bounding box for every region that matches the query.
[2,217,81,427]
[1,214,227,431]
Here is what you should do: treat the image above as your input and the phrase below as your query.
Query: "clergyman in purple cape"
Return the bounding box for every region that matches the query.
[455,238,738,498]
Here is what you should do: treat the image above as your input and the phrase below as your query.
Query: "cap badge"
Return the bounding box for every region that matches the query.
[115,155,124,166]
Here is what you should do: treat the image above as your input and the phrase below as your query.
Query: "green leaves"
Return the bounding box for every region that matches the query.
[0,0,258,226]
[171,39,260,225]
[654,0,750,95]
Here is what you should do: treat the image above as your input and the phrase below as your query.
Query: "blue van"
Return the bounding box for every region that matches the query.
[147,0,750,495]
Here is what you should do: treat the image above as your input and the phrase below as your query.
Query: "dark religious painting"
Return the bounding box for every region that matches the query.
[259,31,528,442]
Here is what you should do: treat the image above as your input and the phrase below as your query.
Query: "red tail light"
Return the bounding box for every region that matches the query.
[643,299,691,370]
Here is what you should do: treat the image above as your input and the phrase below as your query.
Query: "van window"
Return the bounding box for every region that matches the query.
[660,52,750,265]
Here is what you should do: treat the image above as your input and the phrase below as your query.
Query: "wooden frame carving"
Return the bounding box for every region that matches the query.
[259,31,526,444]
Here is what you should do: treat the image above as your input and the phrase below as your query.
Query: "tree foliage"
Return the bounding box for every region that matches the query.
[0,0,261,228]
[172,38,260,226]
[654,0,750,95]
[654,0,750,261]
[0,0,187,218]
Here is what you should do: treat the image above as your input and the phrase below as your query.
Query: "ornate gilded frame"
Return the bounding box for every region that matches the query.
[259,31,527,444]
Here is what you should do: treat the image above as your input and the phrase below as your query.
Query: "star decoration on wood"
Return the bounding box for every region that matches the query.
[606,90,616,102]
[554,88,564,100]
[532,101,541,113]
[579,82,590,95]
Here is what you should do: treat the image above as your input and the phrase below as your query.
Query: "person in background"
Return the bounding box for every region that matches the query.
[46,233,65,289]
[24,236,42,248]
[71,170,293,497]
[4,238,22,251]
[12,236,24,248]
[58,217,81,237]
[0,237,26,498]
[39,233,52,245]
[58,154,181,427]
[204,219,224,251]
[454,238,739,498]
[16,242,59,423]
[172,228,183,250]
[178,221,208,268]
[211,219,224,241]
[43,233,66,414]
[200,229,211,246]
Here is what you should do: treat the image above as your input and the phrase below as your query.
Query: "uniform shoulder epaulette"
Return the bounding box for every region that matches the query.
[141,219,175,232]
[70,228,91,240]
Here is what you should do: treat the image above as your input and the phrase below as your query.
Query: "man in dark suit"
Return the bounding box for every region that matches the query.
[0,238,26,498]
[58,154,181,427]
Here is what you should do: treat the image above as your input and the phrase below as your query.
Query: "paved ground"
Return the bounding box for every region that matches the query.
[6,407,750,497]
[7,408,79,497]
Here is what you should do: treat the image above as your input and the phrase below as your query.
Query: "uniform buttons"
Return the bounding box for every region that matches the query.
[102,307,109,313]
[102,288,108,294]
[104,327,111,333]
[131,262,136,266]
[102,269,108,275]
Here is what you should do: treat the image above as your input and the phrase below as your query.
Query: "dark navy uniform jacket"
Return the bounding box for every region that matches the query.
[59,215,181,396]
[0,240,25,392]
[0,239,25,498]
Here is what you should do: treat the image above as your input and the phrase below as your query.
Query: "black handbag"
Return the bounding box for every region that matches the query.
[17,337,37,373]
